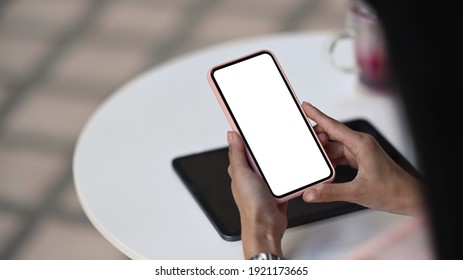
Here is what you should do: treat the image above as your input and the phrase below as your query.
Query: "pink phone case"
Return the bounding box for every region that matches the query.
[207,49,335,203]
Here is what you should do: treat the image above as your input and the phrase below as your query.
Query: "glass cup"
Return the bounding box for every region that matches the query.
[328,0,394,93]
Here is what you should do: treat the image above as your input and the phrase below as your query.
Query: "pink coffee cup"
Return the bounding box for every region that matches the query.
[329,0,393,92]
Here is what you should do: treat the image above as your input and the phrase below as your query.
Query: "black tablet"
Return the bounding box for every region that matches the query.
[172,119,420,241]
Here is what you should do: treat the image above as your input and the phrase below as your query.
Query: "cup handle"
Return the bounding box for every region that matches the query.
[328,30,358,73]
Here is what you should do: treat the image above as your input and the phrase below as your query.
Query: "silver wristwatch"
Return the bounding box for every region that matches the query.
[249,252,284,260]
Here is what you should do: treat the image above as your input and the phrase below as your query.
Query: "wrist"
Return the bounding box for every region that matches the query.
[241,224,284,259]
[390,171,424,216]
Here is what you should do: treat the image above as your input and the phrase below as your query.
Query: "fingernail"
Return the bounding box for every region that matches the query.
[302,101,311,107]
[227,131,233,144]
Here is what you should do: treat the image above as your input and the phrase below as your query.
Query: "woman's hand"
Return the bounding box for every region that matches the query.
[226,101,425,260]
[227,131,287,259]
[301,102,424,216]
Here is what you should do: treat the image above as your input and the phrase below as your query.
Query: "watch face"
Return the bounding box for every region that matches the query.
[250,252,284,260]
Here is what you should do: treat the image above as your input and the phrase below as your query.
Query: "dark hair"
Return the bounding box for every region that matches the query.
[366,0,462,259]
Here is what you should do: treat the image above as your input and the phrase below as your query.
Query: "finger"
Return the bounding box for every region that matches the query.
[313,124,325,135]
[313,125,329,145]
[303,181,358,203]
[302,102,361,148]
[323,141,345,161]
[316,132,329,146]
[325,141,359,169]
[331,158,350,167]
[227,131,250,170]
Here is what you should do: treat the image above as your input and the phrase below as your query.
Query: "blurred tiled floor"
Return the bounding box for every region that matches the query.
[0,0,349,259]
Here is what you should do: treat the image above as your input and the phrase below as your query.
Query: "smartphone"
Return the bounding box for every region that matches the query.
[207,50,335,202]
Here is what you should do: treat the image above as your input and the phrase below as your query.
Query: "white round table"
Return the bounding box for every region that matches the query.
[72,31,416,260]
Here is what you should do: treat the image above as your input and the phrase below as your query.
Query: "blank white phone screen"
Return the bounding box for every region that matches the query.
[213,52,332,197]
